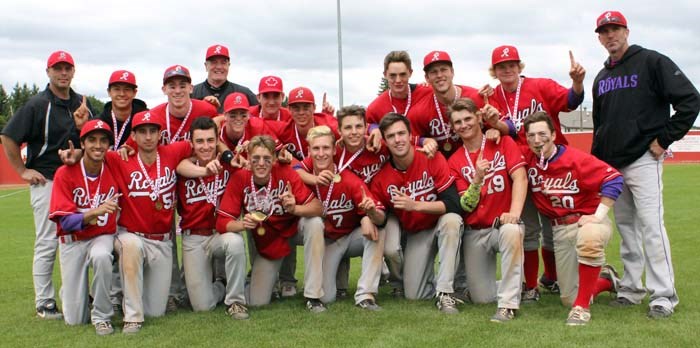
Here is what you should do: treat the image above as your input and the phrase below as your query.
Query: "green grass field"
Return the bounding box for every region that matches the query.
[1,165,698,347]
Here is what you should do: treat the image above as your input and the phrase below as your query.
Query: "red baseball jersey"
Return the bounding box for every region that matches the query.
[406,84,485,156]
[299,145,389,184]
[176,163,234,230]
[105,141,192,234]
[311,169,383,239]
[525,145,622,219]
[216,163,314,259]
[149,99,219,144]
[268,114,340,160]
[248,105,292,122]
[49,162,120,239]
[370,149,455,233]
[366,85,433,124]
[490,77,570,149]
[448,136,525,228]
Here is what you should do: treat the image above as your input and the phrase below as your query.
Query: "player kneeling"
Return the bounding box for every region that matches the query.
[216,135,327,312]
[49,120,121,335]
[175,117,248,318]
[523,112,622,326]
[301,126,387,310]
[447,99,527,322]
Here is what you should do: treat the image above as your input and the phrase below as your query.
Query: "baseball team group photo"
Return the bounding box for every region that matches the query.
[1,3,699,347]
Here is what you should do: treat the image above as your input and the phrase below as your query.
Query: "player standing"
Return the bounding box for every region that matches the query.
[447,99,527,322]
[523,112,623,326]
[249,75,291,122]
[192,44,258,112]
[49,120,120,335]
[592,10,700,318]
[486,44,586,300]
[1,50,93,319]
[97,70,148,150]
[371,113,464,313]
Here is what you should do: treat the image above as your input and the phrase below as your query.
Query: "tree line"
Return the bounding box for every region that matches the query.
[0,83,105,130]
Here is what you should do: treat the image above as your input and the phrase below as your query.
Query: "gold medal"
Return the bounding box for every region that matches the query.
[155,201,163,210]
[250,211,267,222]
[256,226,265,236]
[443,142,452,152]
[333,174,341,183]
[89,218,98,225]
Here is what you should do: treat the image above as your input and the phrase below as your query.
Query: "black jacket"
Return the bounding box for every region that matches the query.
[97,98,148,148]
[592,44,700,169]
[192,80,258,113]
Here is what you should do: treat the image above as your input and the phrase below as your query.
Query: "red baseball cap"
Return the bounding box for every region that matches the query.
[108,70,137,88]
[47,50,74,68]
[80,119,113,140]
[131,111,161,129]
[287,87,315,105]
[491,45,521,66]
[163,65,191,84]
[423,50,452,71]
[258,76,284,94]
[206,44,230,60]
[595,11,628,32]
[223,92,251,113]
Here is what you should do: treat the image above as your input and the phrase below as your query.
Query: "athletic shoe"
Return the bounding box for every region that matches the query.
[391,287,405,299]
[647,305,673,319]
[609,297,636,307]
[453,287,471,303]
[226,302,250,320]
[281,284,297,298]
[36,300,63,320]
[94,321,114,336]
[539,275,560,294]
[521,287,541,303]
[122,322,142,334]
[166,296,179,313]
[336,288,348,300]
[566,306,591,326]
[306,298,327,313]
[356,299,382,311]
[598,265,620,294]
[436,292,463,314]
[490,308,516,323]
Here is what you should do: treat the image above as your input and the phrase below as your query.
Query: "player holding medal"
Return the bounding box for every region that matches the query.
[216,135,327,311]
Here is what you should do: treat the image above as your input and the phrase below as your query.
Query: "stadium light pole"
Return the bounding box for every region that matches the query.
[336,0,344,107]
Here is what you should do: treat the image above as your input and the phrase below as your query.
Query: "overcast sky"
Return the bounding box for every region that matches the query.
[1,0,699,123]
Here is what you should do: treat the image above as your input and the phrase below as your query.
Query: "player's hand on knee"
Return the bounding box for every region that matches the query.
[499,212,520,225]
[577,214,600,227]
[21,168,47,185]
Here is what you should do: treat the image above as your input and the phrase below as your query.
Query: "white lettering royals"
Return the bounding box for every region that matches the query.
[183,171,231,204]
[128,167,177,197]
[326,193,354,215]
[528,168,580,195]
[72,187,118,208]
[387,171,436,201]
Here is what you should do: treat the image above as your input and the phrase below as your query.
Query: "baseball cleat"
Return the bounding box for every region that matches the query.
[391,287,405,299]
[538,275,560,294]
[94,321,114,336]
[566,306,591,326]
[226,302,250,320]
[336,288,349,300]
[166,296,179,313]
[609,296,636,307]
[490,307,516,323]
[436,292,463,314]
[122,322,142,334]
[305,298,327,313]
[36,300,63,320]
[598,265,620,294]
[521,287,541,303]
[281,284,298,298]
[452,288,471,304]
[356,299,382,311]
[647,305,673,319]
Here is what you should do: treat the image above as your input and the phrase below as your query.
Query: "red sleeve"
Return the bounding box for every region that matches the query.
[48,166,76,222]
[459,85,485,108]
[574,149,622,192]
[286,166,314,204]
[369,171,391,210]
[538,78,570,113]
[501,136,526,174]
[216,171,246,232]
[166,141,193,161]
[447,153,470,195]
[429,152,455,193]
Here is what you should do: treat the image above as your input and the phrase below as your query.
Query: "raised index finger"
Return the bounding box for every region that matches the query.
[569,50,575,67]
[322,92,327,105]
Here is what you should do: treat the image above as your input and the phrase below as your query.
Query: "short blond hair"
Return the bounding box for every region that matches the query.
[306,125,335,144]
[247,135,276,154]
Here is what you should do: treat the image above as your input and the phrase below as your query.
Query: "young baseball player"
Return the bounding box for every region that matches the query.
[49,120,120,335]
[370,113,464,313]
[249,75,292,122]
[174,117,248,319]
[218,92,274,158]
[192,44,258,113]
[302,126,387,310]
[1,50,93,320]
[216,135,327,312]
[105,111,193,334]
[447,99,527,323]
[523,112,623,326]
[593,10,700,318]
[486,45,586,300]
[97,70,148,150]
